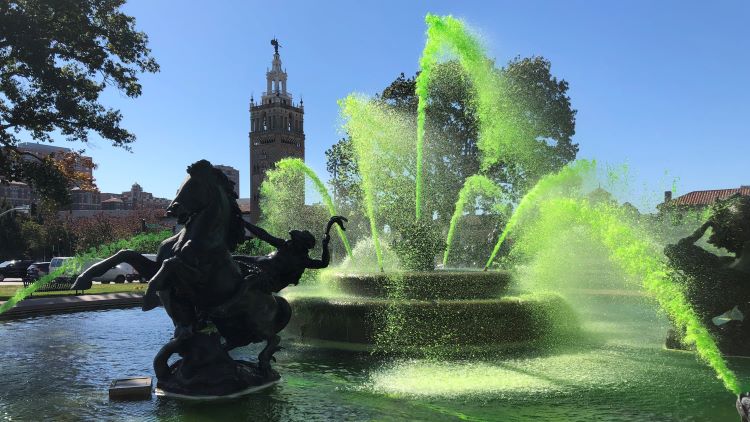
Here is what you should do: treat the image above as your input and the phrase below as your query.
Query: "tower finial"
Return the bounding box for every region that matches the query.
[271,38,280,55]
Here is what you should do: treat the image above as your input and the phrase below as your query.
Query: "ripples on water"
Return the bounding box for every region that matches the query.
[0,300,747,421]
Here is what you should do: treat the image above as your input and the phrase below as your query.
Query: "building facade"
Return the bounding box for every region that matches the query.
[1,142,95,209]
[0,182,33,207]
[107,183,171,211]
[248,39,305,222]
[215,165,240,198]
[17,142,94,183]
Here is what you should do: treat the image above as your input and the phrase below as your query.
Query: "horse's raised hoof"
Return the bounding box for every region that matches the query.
[71,275,92,291]
[737,392,750,422]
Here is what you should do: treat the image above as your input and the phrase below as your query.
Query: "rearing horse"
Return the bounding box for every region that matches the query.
[72,159,289,368]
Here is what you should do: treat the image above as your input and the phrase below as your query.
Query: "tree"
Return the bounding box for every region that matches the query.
[0,0,159,204]
[0,198,25,259]
[66,208,165,253]
[325,137,361,209]
[327,57,578,225]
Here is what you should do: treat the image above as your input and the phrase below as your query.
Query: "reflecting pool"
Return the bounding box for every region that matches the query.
[0,292,747,421]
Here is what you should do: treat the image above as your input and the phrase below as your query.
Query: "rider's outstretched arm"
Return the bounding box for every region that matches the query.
[306,235,331,269]
[244,221,286,248]
[678,221,712,246]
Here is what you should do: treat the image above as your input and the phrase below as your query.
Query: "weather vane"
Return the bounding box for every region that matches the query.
[271,38,280,54]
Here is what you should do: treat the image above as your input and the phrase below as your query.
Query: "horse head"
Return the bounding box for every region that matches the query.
[168,159,245,252]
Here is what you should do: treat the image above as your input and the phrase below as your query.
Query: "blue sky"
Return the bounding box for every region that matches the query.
[61,1,748,209]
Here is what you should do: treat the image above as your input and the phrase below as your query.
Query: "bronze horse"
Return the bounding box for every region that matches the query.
[73,159,342,383]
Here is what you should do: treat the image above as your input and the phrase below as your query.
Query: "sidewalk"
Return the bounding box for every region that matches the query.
[0,292,144,320]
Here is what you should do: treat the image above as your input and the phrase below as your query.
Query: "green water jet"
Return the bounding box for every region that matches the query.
[532,197,744,394]
[0,230,171,315]
[339,95,416,272]
[273,158,353,258]
[484,160,595,269]
[443,174,503,266]
[415,14,527,221]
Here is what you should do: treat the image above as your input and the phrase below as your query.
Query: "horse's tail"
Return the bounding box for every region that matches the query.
[153,336,184,379]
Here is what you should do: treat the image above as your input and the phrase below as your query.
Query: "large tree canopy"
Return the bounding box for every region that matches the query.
[327,56,578,227]
[0,0,158,203]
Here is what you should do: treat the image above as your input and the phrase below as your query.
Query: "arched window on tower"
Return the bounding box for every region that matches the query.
[262,114,267,131]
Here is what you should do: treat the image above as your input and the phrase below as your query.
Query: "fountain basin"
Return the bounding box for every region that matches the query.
[329,270,512,300]
[285,293,579,353]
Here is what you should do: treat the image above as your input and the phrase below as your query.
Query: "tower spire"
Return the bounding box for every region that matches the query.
[265,38,288,98]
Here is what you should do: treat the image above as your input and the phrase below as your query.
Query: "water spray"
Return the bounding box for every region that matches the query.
[273,158,353,258]
[484,160,595,270]
[443,174,503,266]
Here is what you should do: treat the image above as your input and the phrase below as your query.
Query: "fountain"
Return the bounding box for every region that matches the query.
[258,15,586,355]
[0,12,748,421]
[255,12,749,410]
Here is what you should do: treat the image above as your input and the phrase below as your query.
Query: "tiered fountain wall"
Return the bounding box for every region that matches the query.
[284,271,579,354]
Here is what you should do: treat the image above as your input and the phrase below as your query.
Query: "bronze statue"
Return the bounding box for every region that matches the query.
[72,159,346,398]
[739,392,750,422]
[664,194,750,356]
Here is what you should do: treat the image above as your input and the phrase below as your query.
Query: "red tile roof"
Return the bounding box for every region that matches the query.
[673,186,750,206]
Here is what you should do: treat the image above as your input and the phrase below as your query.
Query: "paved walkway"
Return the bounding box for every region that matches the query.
[0,292,144,320]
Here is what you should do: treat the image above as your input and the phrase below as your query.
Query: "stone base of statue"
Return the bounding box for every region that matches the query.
[153,332,280,400]
[155,367,280,400]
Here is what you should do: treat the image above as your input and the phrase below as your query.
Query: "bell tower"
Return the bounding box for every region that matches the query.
[249,39,305,223]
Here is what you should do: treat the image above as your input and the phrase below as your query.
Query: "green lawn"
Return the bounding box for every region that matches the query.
[0,282,146,301]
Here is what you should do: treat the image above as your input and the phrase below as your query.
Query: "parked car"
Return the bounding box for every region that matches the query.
[24,262,51,283]
[49,256,135,284]
[0,259,34,281]
[126,254,157,283]
[49,256,74,276]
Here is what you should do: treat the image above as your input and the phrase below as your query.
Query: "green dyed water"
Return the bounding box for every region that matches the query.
[1,305,746,421]
[530,197,744,393]
[415,14,528,221]
[339,95,417,272]
[0,230,171,315]
[335,13,744,399]
[273,158,353,258]
[490,165,746,395]
[443,174,504,266]
[484,159,595,269]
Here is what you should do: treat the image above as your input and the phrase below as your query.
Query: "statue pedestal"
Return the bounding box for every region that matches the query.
[153,332,281,399]
[155,364,281,400]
